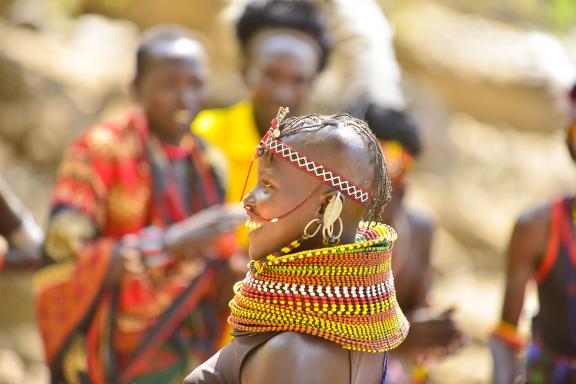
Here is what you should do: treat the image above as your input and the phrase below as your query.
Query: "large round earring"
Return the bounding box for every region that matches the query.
[322,192,344,245]
[323,217,343,245]
[303,218,322,239]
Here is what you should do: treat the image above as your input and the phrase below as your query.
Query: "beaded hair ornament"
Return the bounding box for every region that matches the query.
[240,107,373,225]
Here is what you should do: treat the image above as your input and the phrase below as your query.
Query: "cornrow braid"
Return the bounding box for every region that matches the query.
[277,114,391,223]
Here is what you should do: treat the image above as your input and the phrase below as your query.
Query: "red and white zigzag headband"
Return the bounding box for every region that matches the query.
[257,107,372,206]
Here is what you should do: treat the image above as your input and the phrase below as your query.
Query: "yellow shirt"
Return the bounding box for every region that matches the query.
[193,102,259,345]
[192,101,260,204]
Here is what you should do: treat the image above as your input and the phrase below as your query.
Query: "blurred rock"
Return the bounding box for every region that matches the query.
[392,3,576,132]
[82,0,225,33]
[0,349,25,384]
[6,0,78,29]
[20,363,48,384]
[0,15,138,222]
[427,343,492,384]
[408,112,576,269]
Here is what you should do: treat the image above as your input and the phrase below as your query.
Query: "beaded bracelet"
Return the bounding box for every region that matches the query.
[121,226,173,270]
[0,235,7,271]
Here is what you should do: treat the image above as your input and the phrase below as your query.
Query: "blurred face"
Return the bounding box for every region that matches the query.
[134,38,208,143]
[245,31,321,128]
[242,152,325,260]
[379,139,409,223]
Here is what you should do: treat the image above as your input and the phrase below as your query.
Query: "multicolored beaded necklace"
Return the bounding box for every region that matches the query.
[229,222,410,353]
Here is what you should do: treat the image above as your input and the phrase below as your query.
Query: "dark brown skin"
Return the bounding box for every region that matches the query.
[500,206,548,330]
[492,204,549,383]
[132,37,208,145]
[240,125,375,382]
[243,127,370,261]
[492,100,576,382]
[243,31,321,137]
[241,332,351,384]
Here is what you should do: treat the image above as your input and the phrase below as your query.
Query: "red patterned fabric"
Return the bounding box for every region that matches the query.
[36,110,235,383]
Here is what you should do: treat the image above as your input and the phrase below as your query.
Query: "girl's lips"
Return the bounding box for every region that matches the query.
[243,205,266,223]
[244,216,263,232]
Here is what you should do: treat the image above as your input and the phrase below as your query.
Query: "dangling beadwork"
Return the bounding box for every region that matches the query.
[322,192,344,245]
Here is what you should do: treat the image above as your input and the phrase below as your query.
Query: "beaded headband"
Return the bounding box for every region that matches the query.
[256,107,372,206]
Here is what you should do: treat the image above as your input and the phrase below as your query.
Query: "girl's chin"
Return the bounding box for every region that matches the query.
[247,244,266,261]
[247,240,279,261]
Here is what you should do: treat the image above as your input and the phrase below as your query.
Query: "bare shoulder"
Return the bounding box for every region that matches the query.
[511,203,552,246]
[507,202,552,264]
[241,332,350,384]
[515,203,551,229]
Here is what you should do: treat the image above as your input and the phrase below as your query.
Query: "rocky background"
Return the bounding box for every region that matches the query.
[1,0,576,383]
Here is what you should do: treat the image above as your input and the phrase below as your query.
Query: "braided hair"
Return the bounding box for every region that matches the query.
[277,114,391,222]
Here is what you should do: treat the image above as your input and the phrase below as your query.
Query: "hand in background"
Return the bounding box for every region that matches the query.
[164,204,247,255]
[400,307,464,361]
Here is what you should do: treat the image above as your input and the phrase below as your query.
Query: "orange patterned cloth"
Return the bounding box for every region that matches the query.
[36,110,235,383]
[379,141,414,188]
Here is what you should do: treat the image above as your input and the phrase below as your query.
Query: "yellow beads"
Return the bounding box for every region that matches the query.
[229,222,409,353]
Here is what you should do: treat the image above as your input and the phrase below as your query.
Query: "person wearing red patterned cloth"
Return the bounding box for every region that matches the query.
[35,25,245,384]
[490,86,576,384]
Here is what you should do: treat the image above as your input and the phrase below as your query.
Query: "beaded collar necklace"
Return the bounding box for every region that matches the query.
[229,222,409,353]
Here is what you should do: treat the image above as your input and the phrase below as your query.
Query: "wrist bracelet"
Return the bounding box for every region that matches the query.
[0,235,6,271]
[491,321,524,351]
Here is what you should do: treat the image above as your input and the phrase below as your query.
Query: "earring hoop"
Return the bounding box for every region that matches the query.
[303,218,322,239]
[323,216,343,245]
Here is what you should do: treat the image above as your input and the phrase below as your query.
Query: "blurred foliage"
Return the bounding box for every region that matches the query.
[2,0,574,33]
[546,0,576,32]
[96,0,132,11]
[384,0,576,32]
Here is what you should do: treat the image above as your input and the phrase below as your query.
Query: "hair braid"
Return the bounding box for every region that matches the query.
[277,114,391,223]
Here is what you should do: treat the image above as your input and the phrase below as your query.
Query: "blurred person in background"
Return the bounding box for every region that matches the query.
[0,176,43,271]
[35,25,246,383]
[192,0,332,204]
[490,86,576,383]
[361,105,462,383]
